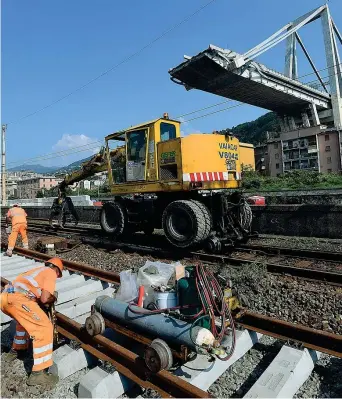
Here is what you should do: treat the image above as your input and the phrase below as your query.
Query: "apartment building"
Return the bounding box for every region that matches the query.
[17,177,63,199]
[255,126,342,176]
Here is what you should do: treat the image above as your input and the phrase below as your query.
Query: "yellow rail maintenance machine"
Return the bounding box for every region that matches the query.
[50,114,253,252]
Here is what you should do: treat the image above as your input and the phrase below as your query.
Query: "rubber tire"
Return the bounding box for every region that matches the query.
[162,200,212,248]
[191,200,212,231]
[100,202,125,236]
[240,201,252,231]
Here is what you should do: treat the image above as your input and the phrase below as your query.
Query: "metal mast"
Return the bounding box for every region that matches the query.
[1,124,7,206]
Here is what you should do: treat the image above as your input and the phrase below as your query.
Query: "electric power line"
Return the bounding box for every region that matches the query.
[7,65,342,166]
[184,102,244,122]
[7,0,217,125]
[7,144,103,168]
[7,140,103,166]
[7,102,244,166]
[177,99,233,118]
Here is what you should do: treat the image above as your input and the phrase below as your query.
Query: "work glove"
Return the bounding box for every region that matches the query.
[5,226,11,234]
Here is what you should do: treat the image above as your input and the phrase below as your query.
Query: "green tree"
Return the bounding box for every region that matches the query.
[36,190,45,198]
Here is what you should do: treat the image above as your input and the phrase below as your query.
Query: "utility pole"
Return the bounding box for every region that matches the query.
[1,124,7,206]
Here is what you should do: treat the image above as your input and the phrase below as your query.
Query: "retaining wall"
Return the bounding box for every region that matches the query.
[7,195,94,207]
[2,205,342,239]
[251,205,342,239]
[1,206,101,224]
[248,188,342,205]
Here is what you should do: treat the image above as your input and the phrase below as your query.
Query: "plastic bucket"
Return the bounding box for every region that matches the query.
[155,291,178,310]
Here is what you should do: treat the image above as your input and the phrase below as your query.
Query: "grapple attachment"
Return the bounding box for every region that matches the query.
[49,196,79,228]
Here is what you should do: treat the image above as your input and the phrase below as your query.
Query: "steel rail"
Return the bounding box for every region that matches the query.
[237,244,342,262]
[0,274,206,397]
[0,274,207,398]
[2,229,342,286]
[191,252,342,286]
[234,310,342,358]
[1,252,342,361]
[0,244,120,284]
[3,217,341,263]
[56,313,208,398]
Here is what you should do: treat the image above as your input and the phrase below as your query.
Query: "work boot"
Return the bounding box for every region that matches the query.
[4,250,12,257]
[27,370,59,387]
[3,349,18,362]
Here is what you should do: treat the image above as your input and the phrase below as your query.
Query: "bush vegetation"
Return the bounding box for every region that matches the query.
[242,170,342,191]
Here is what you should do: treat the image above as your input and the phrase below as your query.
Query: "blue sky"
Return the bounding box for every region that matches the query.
[2,0,342,167]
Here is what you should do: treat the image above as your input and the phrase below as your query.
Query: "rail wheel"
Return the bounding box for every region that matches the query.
[100,202,126,236]
[144,339,173,373]
[162,200,212,248]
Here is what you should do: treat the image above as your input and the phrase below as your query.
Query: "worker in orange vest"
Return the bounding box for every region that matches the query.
[1,258,64,387]
[5,204,28,256]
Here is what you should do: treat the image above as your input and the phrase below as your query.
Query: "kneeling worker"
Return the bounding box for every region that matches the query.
[1,257,64,387]
[5,203,28,256]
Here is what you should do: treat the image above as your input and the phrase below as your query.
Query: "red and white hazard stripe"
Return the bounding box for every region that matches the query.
[183,172,229,182]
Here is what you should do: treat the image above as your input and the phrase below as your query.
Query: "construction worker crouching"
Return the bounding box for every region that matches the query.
[5,203,28,256]
[1,258,64,387]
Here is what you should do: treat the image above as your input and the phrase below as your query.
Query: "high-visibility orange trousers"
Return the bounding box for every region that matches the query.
[0,292,53,371]
[8,223,28,250]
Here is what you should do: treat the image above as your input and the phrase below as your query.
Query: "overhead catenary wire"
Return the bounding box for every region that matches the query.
[7,101,244,166]
[7,64,342,166]
[8,144,103,167]
[7,140,103,166]
[7,0,217,126]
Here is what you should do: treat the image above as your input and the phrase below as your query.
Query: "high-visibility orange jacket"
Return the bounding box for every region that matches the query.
[7,207,27,226]
[1,266,58,371]
[12,266,57,299]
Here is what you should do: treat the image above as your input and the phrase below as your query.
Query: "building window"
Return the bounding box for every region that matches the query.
[325,134,329,141]
[276,163,280,169]
[327,169,332,172]
[325,146,331,152]
[274,143,278,149]
[327,157,332,164]
[275,153,279,159]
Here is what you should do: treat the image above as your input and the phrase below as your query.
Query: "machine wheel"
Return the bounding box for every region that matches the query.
[239,201,252,232]
[85,312,105,336]
[100,202,126,236]
[144,339,173,373]
[162,200,212,248]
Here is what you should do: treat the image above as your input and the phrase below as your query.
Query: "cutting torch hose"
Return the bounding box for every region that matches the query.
[194,263,236,361]
[127,263,236,361]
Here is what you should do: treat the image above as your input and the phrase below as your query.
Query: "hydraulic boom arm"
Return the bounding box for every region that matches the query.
[49,147,110,228]
[58,148,108,195]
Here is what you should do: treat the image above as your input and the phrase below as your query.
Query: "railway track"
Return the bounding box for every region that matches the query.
[7,218,342,286]
[1,246,341,398]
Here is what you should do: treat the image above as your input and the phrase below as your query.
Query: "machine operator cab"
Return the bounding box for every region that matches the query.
[105,114,181,191]
[104,113,242,196]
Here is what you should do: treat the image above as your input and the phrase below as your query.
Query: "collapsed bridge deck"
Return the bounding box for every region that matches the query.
[169,45,331,116]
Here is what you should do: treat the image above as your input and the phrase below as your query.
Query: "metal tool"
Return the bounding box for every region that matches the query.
[47,302,59,346]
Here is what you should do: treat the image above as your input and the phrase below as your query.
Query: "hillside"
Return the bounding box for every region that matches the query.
[9,113,279,175]
[220,112,280,145]
[54,155,93,174]
[8,164,58,173]
[8,156,92,175]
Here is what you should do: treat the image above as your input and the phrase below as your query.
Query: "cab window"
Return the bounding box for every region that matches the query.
[160,123,176,142]
[127,129,147,162]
